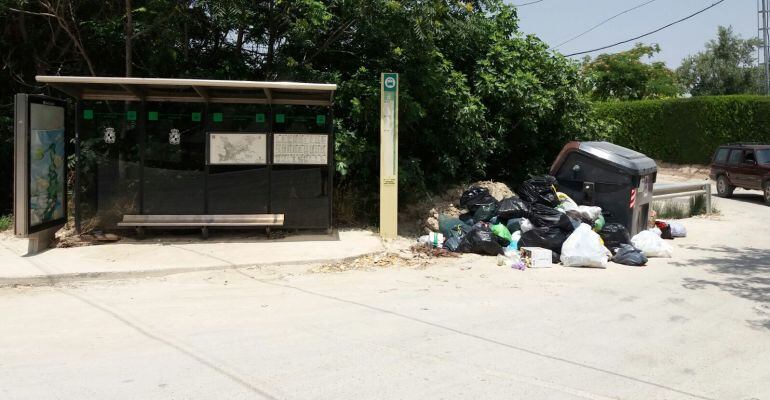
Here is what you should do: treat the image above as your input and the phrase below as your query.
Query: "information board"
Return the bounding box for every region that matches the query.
[14,94,68,236]
[273,133,328,165]
[207,132,267,165]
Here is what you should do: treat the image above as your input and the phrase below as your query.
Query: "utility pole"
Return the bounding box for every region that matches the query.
[759,0,770,94]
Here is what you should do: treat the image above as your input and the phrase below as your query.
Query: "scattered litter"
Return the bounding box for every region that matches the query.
[417,232,444,248]
[560,224,610,268]
[669,221,687,237]
[521,247,553,268]
[612,244,648,266]
[631,230,674,258]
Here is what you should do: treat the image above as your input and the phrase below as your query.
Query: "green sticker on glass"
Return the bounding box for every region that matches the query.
[83,109,94,120]
[148,111,159,121]
[255,113,265,123]
[275,113,285,123]
[213,113,223,122]
[316,115,326,125]
[191,112,201,122]
[126,111,137,121]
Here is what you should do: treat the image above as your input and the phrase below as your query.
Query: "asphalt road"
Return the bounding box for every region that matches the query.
[1,190,768,400]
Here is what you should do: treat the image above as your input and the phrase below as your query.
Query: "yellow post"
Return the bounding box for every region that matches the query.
[380,73,398,239]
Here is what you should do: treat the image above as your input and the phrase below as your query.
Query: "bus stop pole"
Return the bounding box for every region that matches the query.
[379,73,398,239]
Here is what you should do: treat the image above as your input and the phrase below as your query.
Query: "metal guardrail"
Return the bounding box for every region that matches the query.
[652,181,712,214]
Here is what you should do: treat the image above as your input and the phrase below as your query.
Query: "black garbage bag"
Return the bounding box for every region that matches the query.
[460,187,492,210]
[459,212,475,226]
[445,222,472,252]
[600,223,631,250]
[612,244,648,266]
[506,218,524,233]
[516,175,559,207]
[458,225,504,256]
[528,203,574,232]
[472,200,499,222]
[551,250,561,264]
[519,226,569,253]
[496,197,530,220]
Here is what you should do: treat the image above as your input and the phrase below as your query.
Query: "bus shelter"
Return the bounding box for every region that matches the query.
[37,76,336,236]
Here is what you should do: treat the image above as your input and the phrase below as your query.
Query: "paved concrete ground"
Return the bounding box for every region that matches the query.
[0,189,768,399]
[0,229,383,284]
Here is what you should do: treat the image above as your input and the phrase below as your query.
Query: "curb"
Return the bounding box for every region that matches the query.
[0,251,386,288]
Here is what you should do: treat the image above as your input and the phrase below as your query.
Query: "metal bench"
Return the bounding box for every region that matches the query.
[117,214,285,239]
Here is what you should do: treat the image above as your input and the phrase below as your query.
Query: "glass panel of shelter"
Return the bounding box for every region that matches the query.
[271,105,331,228]
[78,101,141,229]
[143,102,205,214]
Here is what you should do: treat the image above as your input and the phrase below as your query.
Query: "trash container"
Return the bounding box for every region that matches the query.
[550,141,657,235]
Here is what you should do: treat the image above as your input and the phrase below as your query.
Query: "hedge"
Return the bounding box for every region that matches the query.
[595,95,770,164]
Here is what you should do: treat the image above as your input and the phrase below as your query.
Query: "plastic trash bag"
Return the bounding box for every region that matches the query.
[460,187,495,211]
[655,221,674,240]
[496,197,530,220]
[491,223,512,242]
[631,230,673,258]
[560,224,611,268]
[593,214,605,232]
[576,205,602,223]
[458,225,504,256]
[516,175,560,207]
[472,200,499,222]
[556,192,579,213]
[528,203,575,232]
[506,217,524,233]
[519,226,569,253]
[600,223,631,250]
[438,215,470,238]
[669,221,687,237]
[612,244,647,266]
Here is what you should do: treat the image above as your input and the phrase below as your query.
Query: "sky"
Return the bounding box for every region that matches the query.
[513,0,758,68]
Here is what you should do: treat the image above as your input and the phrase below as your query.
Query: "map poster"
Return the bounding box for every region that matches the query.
[273,134,328,165]
[208,133,267,165]
[29,102,66,229]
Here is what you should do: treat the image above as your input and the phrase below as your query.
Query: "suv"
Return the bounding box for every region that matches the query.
[710,143,770,204]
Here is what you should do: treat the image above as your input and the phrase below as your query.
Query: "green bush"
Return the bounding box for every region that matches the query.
[0,215,11,231]
[595,95,770,164]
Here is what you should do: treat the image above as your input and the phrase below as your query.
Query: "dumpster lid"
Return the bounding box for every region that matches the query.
[576,141,657,175]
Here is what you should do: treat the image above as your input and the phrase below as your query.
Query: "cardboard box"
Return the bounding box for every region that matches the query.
[520,247,553,268]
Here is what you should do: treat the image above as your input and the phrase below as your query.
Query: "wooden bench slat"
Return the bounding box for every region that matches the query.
[119,214,284,227]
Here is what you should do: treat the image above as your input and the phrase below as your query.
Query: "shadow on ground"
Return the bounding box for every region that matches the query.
[671,245,770,331]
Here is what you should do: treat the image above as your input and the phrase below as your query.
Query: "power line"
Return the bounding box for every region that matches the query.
[555,0,658,49]
[565,0,726,57]
[514,0,545,6]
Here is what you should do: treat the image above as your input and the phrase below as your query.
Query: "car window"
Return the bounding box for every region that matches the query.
[727,149,743,165]
[714,148,730,163]
[745,151,756,163]
[757,149,770,164]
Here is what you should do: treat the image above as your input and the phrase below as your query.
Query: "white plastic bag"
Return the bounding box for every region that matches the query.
[519,218,534,233]
[631,230,673,258]
[560,224,611,268]
[577,206,602,222]
[669,221,687,237]
[556,192,579,213]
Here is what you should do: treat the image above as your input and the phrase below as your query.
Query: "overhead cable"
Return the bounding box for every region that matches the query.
[555,0,658,49]
[565,0,726,57]
[514,0,545,6]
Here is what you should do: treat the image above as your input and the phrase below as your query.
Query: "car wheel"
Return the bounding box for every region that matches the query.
[764,181,770,205]
[716,175,734,198]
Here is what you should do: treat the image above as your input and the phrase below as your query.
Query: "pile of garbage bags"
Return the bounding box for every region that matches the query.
[420,175,686,269]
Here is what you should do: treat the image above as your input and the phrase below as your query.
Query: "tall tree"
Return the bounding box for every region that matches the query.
[581,43,681,101]
[677,25,762,96]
